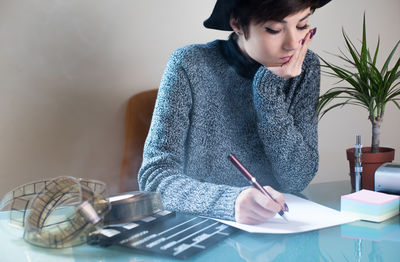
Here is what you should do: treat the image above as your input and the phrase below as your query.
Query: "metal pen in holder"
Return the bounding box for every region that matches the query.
[354,135,362,191]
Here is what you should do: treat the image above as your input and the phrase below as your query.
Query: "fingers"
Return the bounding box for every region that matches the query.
[296,27,316,66]
[303,27,317,47]
[300,28,315,49]
[263,186,286,210]
[299,28,317,61]
[271,27,317,79]
[253,186,283,213]
[290,28,315,69]
[234,187,285,224]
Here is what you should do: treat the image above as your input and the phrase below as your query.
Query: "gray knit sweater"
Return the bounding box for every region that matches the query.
[138,39,320,221]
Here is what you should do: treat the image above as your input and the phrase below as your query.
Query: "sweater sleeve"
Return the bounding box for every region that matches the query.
[138,50,244,221]
[252,50,320,193]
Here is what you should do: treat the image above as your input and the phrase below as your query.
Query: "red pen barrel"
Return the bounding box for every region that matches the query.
[228,154,289,215]
[228,154,253,181]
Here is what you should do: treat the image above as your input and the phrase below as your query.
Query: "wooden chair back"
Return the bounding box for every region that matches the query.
[119,89,158,192]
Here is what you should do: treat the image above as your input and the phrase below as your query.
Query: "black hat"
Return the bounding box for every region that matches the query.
[203,0,331,31]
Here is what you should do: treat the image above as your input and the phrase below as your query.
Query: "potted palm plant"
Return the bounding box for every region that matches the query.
[317,14,400,190]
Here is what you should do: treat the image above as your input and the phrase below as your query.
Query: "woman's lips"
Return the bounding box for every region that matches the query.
[280,56,292,63]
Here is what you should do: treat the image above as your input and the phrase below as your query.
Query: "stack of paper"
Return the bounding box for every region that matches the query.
[214,194,358,234]
[341,190,400,222]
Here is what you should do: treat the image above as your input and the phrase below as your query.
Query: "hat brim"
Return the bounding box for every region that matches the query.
[203,0,237,31]
[204,0,332,31]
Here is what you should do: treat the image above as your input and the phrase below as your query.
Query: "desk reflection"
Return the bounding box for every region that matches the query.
[230,230,321,262]
[341,215,400,242]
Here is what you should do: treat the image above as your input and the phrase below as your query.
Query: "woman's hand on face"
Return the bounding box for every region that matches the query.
[268,28,316,79]
[234,186,285,224]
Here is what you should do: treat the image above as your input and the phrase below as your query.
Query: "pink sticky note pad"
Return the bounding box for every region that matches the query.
[341,189,400,205]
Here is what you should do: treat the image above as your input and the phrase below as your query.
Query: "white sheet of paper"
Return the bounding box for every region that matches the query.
[213,194,359,234]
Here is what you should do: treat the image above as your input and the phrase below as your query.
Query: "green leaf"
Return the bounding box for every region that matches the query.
[386,55,400,86]
[342,30,361,69]
[361,13,368,69]
[387,87,400,101]
[381,40,400,75]
[392,100,400,110]
[317,12,400,147]
[372,36,380,66]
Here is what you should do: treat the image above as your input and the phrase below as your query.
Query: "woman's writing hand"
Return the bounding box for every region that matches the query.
[268,28,316,79]
[234,186,285,224]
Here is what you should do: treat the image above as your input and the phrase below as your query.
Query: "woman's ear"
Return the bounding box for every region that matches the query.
[229,16,243,36]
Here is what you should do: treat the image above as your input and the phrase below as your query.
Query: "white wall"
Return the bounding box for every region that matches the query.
[0,0,399,196]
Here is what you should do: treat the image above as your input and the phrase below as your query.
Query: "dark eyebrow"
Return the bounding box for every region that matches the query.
[299,12,312,22]
[280,12,311,23]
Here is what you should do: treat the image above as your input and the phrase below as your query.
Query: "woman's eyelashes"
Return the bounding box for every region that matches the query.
[297,24,310,30]
[265,27,280,34]
[264,24,309,34]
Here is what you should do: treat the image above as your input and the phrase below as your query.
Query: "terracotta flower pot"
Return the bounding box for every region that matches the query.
[346,147,395,190]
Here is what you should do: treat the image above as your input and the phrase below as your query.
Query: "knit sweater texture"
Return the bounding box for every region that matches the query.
[138,38,320,221]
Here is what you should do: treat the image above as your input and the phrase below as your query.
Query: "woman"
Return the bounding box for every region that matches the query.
[138,0,331,224]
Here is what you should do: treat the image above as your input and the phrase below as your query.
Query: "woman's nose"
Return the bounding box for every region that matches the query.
[282,31,301,51]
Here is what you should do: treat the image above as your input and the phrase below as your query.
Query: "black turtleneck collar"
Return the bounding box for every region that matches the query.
[219,33,261,79]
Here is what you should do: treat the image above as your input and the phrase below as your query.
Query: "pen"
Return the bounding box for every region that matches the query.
[354,135,362,192]
[228,154,289,220]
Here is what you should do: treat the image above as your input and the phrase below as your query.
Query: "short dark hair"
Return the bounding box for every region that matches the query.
[231,0,319,37]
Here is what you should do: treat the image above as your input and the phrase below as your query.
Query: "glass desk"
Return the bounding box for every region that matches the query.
[1,181,399,262]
